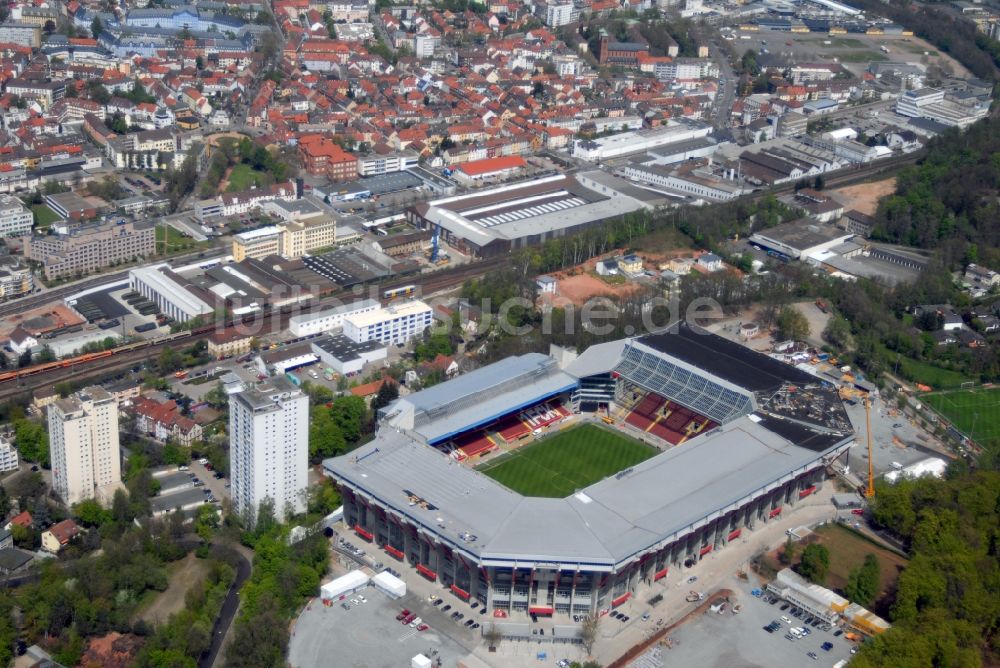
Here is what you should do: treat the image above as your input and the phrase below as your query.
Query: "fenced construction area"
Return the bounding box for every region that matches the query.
[477,423,657,498]
[921,387,1000,449]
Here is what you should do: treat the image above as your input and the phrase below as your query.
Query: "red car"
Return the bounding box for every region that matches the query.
[417,624,429,631]
[395,609,410,621]
[851,508,864,515]
[402,614,417,625]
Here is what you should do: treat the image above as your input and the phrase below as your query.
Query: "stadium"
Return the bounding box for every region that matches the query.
[323,323,855,632]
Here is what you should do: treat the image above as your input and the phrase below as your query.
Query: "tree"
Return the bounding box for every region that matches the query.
[307,479,341,516]
[308,408,345,461]
[776,306,810,342]
[779,535,797,565]
[797,544,830,584]
[91,15,103,38]
[204,382,229,410]
[73,499,111,527]
[371,380,399,412]
[13,419,49,465]
[158,346,183,374]
[845,553,881,607]
[329,396,366,444]
[580,612,601,656]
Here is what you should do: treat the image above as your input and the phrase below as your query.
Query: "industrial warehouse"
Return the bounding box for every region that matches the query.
[405,171,655,258]
[324,324,856,635]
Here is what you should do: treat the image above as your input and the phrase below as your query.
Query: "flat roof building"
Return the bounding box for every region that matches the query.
[408,172,650,258]
[749,220,854,260]
[570,121,713,162]
[311,333,387,376]
[288,298,380,337]
[343,301,433,346]
[47,386,122,507]
[22,220,155,280]
[130,264,216,322]
[229,376,308,522]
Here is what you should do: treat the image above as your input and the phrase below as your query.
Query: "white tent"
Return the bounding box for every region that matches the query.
[411,655,432,668]
[320,570,369,600]
[372,571,406,599]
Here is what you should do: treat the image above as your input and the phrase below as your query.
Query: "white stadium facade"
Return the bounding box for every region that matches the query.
[324,323,855,639]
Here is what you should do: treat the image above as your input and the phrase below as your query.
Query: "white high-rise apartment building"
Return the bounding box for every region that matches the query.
[229,377,308,523]
[47,386,121,506]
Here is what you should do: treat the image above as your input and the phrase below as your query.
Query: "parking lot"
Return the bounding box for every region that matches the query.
[644,580,857,668]
[289,545,482,668]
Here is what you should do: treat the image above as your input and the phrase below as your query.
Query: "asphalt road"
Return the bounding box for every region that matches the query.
[199,545,251,668]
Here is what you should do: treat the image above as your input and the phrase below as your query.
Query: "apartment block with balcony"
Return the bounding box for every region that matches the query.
[21,220,156,280]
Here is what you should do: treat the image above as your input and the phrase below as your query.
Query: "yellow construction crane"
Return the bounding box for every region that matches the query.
[864,393,875,499]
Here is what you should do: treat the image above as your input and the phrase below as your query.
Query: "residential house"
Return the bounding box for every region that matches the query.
[965,263,1000,290]
[131,397,204,446]
[536,275,557,294]
[41,519,81,553]
[697,253,723,272]
[5,511,31,531]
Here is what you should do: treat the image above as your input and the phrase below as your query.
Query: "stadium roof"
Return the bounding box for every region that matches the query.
[637,323,816,392]
[564,339,628,377]
[383,353,577,444]
[325,415,852,568]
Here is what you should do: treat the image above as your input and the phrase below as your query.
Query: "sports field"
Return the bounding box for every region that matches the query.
[477,423,657,498]
[922,387,1000,447]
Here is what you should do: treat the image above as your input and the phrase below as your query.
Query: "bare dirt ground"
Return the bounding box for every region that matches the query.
[0,302,85,340]
[830,177,896,216]
[550,253,643,307]
[137,553,212,626]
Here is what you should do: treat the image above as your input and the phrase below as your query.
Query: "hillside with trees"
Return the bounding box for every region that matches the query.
[872,116,1000,268]
[853,470,1000,667]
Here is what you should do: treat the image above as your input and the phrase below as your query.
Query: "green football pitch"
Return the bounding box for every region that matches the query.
[922,388,1000,448]
[476,423,658,498]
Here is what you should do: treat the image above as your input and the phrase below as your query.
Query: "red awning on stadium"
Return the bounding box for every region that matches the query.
[529,606,554,615]
[653,568,668,582]
[385,545,404,560]
[769,507,782,518]
[451,585,471,600]
[727,528,742,541]
[699,544,713,557]
[416,564,437,581]
[612,593,631,608]
[354,525,373,542]
[799,485,817,499]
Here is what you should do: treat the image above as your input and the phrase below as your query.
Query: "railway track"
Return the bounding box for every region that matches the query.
[0,153,920,403]
[0,258,508,403]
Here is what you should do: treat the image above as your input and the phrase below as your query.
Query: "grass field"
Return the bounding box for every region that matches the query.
[922,387,1000,447]
[31,204,61,227]
[875,342,970,388]
[761,524,908,616]
[812,524,908,616]
[226,163,268,192]
[832,51,888,63]
[477,424,657,497]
